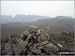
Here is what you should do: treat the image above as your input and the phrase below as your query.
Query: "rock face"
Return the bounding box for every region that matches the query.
[1,26,74,55]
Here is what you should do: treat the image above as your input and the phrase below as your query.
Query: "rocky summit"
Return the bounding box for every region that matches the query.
[1,26,74,56]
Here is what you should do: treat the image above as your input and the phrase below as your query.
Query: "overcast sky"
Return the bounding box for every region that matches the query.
[1,1,74,18]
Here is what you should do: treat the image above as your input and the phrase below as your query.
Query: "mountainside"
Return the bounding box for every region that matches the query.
[0,14,49,24]
[1,16,75,37]
[35,16,74,33]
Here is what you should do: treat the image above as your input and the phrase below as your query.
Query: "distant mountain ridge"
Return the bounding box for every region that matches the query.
[0,14,49,24]
[1,16,75,37]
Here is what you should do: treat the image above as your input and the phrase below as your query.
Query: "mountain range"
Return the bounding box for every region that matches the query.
[0,14,49,24]
[1,15,75,37]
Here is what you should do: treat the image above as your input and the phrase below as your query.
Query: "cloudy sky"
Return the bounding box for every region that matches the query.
[1,1,74,18]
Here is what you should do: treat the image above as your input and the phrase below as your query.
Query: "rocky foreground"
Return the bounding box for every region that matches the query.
[1,27,74,56]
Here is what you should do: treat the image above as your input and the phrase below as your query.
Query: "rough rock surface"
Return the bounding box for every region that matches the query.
[1,27,74,55]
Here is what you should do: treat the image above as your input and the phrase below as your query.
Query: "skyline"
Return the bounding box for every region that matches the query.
[1,1,74,18]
